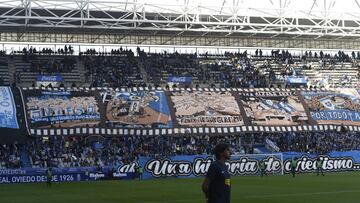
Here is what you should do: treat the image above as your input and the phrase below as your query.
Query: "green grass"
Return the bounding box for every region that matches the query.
[1,172,360,203]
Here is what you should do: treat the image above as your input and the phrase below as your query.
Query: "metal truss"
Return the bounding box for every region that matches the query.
[1,0,360,46]
[2,31,360,50]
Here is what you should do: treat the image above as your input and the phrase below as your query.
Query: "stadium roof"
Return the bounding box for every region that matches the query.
[1,0,359,18]
[1,0,360,49]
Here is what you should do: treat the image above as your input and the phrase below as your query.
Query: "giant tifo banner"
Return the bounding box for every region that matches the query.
[139,151,360,179]
[16,87,360,136]
[169,91,243,127]
[101,89,172,128]
[239,90,309,126]
[23,89,101,128]
[301,89,360,125]
[0,87,19,129]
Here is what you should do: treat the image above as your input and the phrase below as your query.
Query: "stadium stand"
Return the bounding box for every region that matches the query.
[82,48,145,88]
[2,7,360,203]
[12,50,81,87]
[2,1,360,191]
[3,48,358,89]
[0,54,10,86]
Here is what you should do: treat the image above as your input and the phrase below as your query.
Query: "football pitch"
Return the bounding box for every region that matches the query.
[0,172,360,203]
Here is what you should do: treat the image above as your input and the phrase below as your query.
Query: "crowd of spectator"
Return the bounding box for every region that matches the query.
[80,48,130,56]
[0,48,359,170]
[29,57,76,73]
[301,50,354,62]
[140,50,269,88]
[82,48,145,87]
[266,131,360,154]
[0,47,358,89]
[0,142,21,169]
[141,51,199,85]
[0,135,242,169]
[14,46,74,56]
[1,130,360,169]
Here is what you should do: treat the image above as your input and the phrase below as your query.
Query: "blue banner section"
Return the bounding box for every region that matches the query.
[139,151,360,179]
[286,76,307,84]
[139,155,210,179]
[282,151,358,173]
[2,151,360,183]
[36,75,63,82]
[0,166,135,184]
[0,87,19,129]
[310,110,360,122]
[167,77,192,83]
[301,89,360,124]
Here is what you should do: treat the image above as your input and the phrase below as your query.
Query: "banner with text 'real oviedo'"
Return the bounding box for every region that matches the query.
[139,151,360,179]
[0,166,135,184]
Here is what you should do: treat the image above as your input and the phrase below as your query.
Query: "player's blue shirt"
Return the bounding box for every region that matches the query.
[206,160,231,203]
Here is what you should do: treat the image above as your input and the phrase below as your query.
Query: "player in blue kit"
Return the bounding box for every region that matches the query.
[202,143,231,203]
